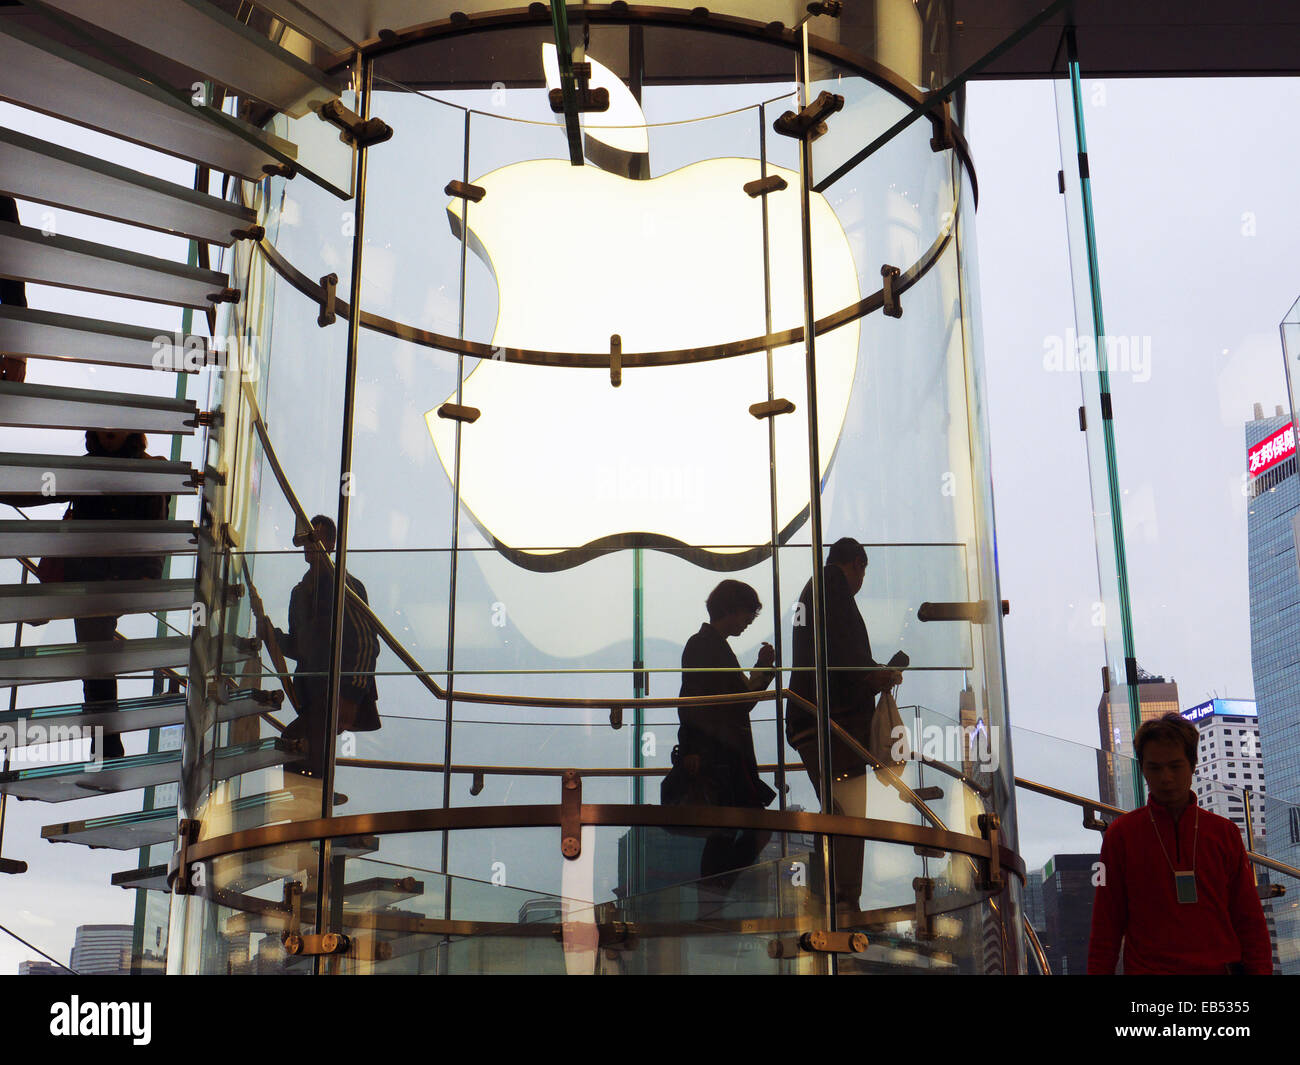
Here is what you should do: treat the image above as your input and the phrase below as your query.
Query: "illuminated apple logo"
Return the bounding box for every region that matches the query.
[425,50,860,579]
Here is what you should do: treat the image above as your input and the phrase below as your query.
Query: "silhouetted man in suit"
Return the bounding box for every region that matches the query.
[788,537,902,910]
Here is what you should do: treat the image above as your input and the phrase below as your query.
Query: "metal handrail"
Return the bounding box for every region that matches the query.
[1025,919,1050,975]
[1014,774,1300,882]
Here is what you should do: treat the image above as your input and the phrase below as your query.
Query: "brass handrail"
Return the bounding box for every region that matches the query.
[1014,774,1300,882]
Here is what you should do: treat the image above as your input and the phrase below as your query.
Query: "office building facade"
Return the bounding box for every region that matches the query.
[1183,699,1266,843]
[1038,854,1098,977]
[69,924,133,977]
[1245,410,1300,974]
[1096,670,1180,809]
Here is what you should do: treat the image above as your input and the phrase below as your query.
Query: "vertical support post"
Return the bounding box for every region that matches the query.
[757,102,787,817]
[794,23,838,961]
[1062,26,1143,805]
[317,53,374,965]
[630,547,646,897]
[632,549,645,804]
[628,24,644,105]
[0,564,27,863]
[133,235,198,973]
[1243,788,1258,884]
[439,107,475,970]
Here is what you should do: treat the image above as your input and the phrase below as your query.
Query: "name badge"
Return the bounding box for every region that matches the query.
[1175,870,1197,904]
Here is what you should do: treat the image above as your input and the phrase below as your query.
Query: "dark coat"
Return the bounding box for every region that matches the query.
[670,623,775,809]
[786,563,888,746]
[8,433,170,583]
[274,565,380,732]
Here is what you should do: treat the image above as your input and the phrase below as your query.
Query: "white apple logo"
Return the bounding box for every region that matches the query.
[424,50,860,653]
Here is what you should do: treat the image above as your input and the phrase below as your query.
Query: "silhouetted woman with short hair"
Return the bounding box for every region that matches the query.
[664,579,777,898]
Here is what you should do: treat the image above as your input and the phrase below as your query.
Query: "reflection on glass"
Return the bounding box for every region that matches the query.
[172,21,1024,975]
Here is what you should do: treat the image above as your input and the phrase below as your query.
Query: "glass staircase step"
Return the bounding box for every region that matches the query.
[250,0,361,52]
[1,687,279,747]
[0,305,210,373]
[39,0,342,119]
[42,806,178,850]
[110,863,169,893]
[0,381,200,434]
[252,0,508,52]
[0,452,196,495]
[303,875,426,911]
[43,787,299,849]
[211,834,381,894]
[0,17,300,183]
[0,632,254,686]
[0,219,231,310]
[0,736,296,802]
[0,577,196,624]
[0,125,257,246]
[0,520,198,559]
[117,835,382,896]
[222,876,427,937]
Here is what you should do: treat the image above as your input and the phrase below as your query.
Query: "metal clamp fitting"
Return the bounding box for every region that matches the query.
[317,273,338,327]
[561,769,582,859]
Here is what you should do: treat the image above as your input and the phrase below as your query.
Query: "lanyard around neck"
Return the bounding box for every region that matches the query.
[1149,805,1199,875]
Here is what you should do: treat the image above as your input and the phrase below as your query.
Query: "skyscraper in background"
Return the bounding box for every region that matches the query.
[1022,869,1046,951]
[1096,669,1180,809]
[1183,698,1266,842]
[68,924,133,976]
[1038,854,1098,976]
[1183,697,1283,972]
[17,960,65,976]
[1245,405,1300,975]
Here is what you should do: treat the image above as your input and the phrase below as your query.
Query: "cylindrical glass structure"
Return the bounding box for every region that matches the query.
[170,10,1022,975]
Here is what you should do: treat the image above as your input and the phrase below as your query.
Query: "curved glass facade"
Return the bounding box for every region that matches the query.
[170,13,1022,975]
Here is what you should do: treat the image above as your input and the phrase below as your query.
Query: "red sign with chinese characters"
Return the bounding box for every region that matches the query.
[1248,423,1296,478]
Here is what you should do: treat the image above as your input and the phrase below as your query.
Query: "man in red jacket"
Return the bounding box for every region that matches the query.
[1087,712,1272,974]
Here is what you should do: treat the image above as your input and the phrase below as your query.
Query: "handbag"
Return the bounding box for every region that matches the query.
[869,687,909,766]
[661,745,721,807]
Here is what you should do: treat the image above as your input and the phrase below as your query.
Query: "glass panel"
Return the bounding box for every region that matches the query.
[0,453,195,495]
[38,0,342,119]
[41,806,179,849]
[0,222,229,310]
[1259,790,1300,974]
[179,826,1013,973]
[0,381,198,434]
[263,71,359,202]
[0,125,257,245]
[0,578,194,624]
[171,19,1021,975]
[0,19,300,185]
[0,520,197,559]
[1,635,194,686]
[1051,50,1142,810]
[1012,725,1300,976]
[799,60,1017,955]
[181,170,351,828]
[1282,293,1300,431]
[0,305,193,372]
[0,735,286,802]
